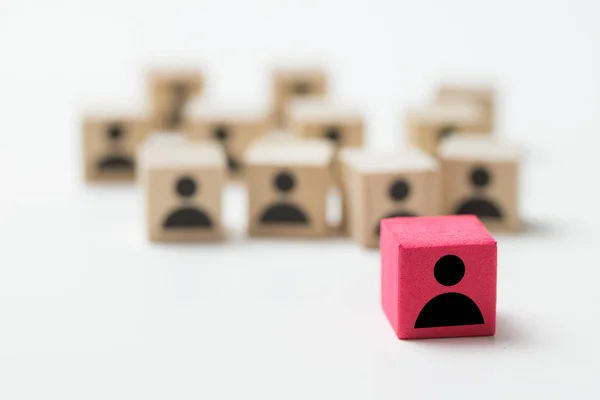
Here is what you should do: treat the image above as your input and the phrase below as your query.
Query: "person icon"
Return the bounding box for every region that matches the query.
[455,166,503,220]
[293,81,311,96]
[414,254,484,328]
[259,171,310,225]
[163,176,213,229]
[97,123,134,172]
[374,179,417,236]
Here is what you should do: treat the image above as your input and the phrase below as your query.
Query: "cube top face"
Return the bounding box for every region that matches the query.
[382,215,496,249]
[380,215,497,340]
[139,134,226,171]
[438,135,521,162]
[245,137,334,168]
[246,164,331,237]
[145,167,225,242]
[288,103,364,149]
[341,147,437,175]
[407,102,485,126]
[185,99,268,124]
[438,136,521,231]
[83,116,149,182]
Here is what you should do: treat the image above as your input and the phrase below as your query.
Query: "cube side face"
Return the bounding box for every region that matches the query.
[145,167,224,242]
[83,118,148,182]
[442,158,520,231]
[380,220,401,337]
[363,170,440,249]
[397,242,497,339]
[246,165,330,237]
[343,167,368,244]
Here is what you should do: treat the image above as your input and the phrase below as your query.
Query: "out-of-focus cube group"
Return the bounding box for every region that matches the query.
[81,63,521,246]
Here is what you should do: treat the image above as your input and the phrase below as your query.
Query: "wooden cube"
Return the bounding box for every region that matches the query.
[270,67,328,128]
[438,135,521,231]
[185,101,269,179]
[288,100,364,181]
[405,102,488,156]
[82,104,149,182]
[245,137,334,237]
[139,133,226,242]
[436,84,495,133]
[341,147,440,248]
[148,68,203,131]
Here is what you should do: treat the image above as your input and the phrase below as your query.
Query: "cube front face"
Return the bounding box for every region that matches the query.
[361,171,439,248]
[150,75,203,130]
[247,165,330,237]
[188,119,268,179]
[396,243,497,339]
[145,168,224,242]
[83,118,148,182]
[380,216,497,340]
[442,159,519,231]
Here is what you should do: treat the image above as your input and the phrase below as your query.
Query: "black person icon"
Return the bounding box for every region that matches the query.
[414,255,484,328]
[259,171,310,225]
[97,123,134,172]
[455,166,503,220]
[163,176,213,229]
[374,179,417,236]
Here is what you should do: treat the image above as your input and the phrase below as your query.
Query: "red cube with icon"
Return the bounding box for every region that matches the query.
[380,215,497,340]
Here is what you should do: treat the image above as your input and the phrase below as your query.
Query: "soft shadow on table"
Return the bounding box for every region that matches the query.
[517,219,565,239]
[406,314,534,349]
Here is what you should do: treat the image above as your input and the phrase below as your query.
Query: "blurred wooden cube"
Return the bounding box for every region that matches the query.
[185,101,269,179]
[436,83,495,133]
[244,136,334,237]
[405,102,488,156]
[82,102,149,182]
[148,68,203,131]
[270,66,328,129]
[341,147,440,248]
[438,135,521,232]
[139,133,226,242]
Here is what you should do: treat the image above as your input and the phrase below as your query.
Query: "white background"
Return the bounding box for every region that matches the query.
[1,0,599,398]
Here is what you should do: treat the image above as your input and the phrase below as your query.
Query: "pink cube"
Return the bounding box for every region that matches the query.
[380,215,497,340]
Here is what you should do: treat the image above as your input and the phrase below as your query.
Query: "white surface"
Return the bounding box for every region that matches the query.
[1,0,600,399]
[439,135,522,162]
[341,147,438,174]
